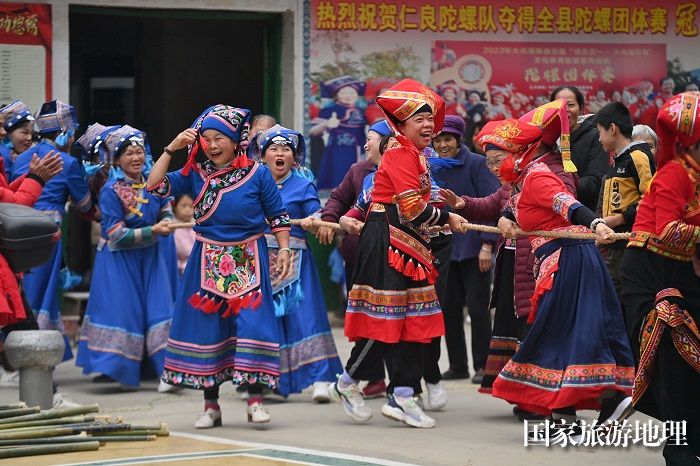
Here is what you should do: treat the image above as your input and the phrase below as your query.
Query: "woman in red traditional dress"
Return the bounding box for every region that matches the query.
[328,79,469,429]
[621,92,700,465]
[479,99,635,442]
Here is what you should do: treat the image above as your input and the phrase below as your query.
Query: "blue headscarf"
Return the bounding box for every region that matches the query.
[102,125,153,180]
[182,104,252,175]
[251,124,313,181]
[368,119,392,137]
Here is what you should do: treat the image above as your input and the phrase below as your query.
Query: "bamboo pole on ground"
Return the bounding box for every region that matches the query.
[0,441,100,459]
[0,415,93,430]
[0,404,99,426]
[0,403,27,411]
[0,407,40,418]
[0,435,155,446]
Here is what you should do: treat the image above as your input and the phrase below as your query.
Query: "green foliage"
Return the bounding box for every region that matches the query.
[360,47,422,80]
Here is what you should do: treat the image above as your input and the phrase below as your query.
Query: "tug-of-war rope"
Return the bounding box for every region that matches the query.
[166,219,631,241]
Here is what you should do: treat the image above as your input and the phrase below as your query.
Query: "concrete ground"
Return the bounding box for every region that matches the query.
[0,323,662,466]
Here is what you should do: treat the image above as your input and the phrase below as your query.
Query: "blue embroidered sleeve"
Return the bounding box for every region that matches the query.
[66,157,93,213]
[259,165,291,232]
[150,169,194,198]
[100,186,156,251]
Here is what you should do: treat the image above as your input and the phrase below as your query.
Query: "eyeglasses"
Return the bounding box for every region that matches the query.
[485,157,506,168]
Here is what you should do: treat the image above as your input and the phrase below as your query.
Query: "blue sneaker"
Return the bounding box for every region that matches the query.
[329,376,372,422]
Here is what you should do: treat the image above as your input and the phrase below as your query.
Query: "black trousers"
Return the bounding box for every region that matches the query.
[346,339,423,391]
[374,234,452,391]
[443,258,493,373]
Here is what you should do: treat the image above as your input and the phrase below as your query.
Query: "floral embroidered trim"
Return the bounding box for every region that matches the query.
[347,284,441,319]
[161,367,235,390]
[634,295,700,406]
[499,361,635,391]
[193,162,257,222]
[551,191,578,220]
[268,212,291,231]
[150,177,171,197]
[190,237,263,317]
[112,180,149,218]
[232,370,279,389]
[629,226,700,261]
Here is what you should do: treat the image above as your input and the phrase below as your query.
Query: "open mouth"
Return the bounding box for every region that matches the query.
[275,159,285,168]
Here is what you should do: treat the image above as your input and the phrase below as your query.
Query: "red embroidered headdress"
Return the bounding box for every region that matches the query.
[376,79,445,137]
[518,98,575,172]
[656,92,700,168]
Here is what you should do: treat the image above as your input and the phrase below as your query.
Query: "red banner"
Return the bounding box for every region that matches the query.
[430,41,666,112]
[0,3,52,103]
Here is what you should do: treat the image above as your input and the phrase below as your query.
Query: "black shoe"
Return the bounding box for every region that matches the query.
[596,392,633,426]
[471,368,485,384]
[513,406,548,422]
[441,369,470,380]
[92,374,116,383]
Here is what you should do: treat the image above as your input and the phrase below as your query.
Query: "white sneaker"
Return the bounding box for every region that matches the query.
[53,393,81,409]
[0,370,19,388]
[157,381,183,393]
[311,382,331,403]
[425,382,447,411]
[382,394,436,428]
[194,408,222,429]
[246,402,271,423]
[328,376,372,422]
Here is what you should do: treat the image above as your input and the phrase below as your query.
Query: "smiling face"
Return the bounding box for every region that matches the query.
[8,121,33,154]
[262,143,295,181]
[432,133,460,158]
[116,145,146,180]
[485,148,510,183]
[201,129,237,166]
[398,111,435,149]
[364,130,383,166]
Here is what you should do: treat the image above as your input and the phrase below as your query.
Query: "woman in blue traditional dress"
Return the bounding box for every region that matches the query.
[311,75,367,190]
[76,125,175,389]
[11,100,96,361]
[0,100,35,179]
[147,105,291,428]
[252,124,342,402]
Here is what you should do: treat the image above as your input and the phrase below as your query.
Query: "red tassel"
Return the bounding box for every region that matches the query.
[199,136,209,152]
[404,259,416,277]
[181,141,199,175]
[387,248,396,267]
[232,154,253,169]
[394,253,404,273]
[250,291,262,309]
[222,297,239,318]
[415,264,427,281]
[240,293,253,309]
[203,297,221,314]
[188,293,203,309]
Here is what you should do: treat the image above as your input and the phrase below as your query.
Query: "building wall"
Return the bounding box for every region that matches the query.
[33,0,303,129]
